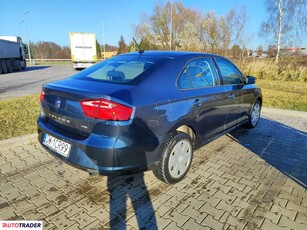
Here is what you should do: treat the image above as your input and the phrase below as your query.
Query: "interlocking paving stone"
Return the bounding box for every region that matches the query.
[181,205,207,224]
[260,218,288,230]
[0,107,307,229]
[47,211,76,229]
[201,214,225,229]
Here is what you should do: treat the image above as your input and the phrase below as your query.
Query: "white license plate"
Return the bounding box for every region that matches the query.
[43,133,71,157]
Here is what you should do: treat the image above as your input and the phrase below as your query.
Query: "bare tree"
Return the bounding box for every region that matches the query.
[177,22,201,51]
[260,0,306,62]
[133,2,248,56]
[133,1,200,50]
[200,8,247,55]
[200,11,218,53]
[218,15,231,55]
[227,7,248,47]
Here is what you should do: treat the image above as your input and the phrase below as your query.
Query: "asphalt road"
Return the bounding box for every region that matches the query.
[0,65,76,100]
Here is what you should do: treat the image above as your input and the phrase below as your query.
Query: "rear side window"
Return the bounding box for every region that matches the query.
[178,58,218,89]
[216,58,244,85]
[72,55,168,83]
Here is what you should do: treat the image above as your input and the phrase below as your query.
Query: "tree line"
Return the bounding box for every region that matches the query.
[28,41,71,59]
[132,0,306,61]
[133,2,248,57]
[26,41,117,59]
[103,0,307,61]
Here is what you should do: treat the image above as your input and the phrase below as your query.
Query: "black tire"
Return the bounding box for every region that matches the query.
[1,61,8,74]
[6,60,13,73]
[15,61,21,71]
[153,132,193,184]
[245,100,261,129]
[21,60,26,70]
[0,62,3,74]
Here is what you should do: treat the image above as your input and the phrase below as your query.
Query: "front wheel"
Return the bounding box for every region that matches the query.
[245,100,261,128]
[153,132,193,184]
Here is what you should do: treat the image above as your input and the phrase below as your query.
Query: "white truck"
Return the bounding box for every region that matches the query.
[69,32,97,70]
[0,36,27,74]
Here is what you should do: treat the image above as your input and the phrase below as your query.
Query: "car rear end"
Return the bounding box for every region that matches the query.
[37,53,172,175]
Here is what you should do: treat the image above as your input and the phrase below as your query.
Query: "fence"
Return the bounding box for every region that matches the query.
[26,59,105,65]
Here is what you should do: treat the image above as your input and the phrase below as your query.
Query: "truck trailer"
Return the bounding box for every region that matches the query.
[0,36,26,74]
[69,32,97,70]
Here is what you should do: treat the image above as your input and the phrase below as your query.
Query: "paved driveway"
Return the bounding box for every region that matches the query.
[0,108,306,229]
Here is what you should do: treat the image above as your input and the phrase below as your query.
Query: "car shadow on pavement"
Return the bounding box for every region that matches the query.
[229,116,307,189]
[107,173,157,229]
[21,66,50,72]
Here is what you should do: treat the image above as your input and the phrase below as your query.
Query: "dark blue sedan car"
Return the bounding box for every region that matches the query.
[38,51,262,184]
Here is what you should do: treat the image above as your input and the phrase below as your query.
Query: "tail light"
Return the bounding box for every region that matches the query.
[40,90,45,103]
[80,99,133,121]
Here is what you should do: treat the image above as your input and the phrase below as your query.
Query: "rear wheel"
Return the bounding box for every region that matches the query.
[1,61,8,74]
[0,62,3,74]
[15,60,21,71]
[245,100,261,128]
[6,60,13,73]
[153,132,193,184]
[21,60,26,70]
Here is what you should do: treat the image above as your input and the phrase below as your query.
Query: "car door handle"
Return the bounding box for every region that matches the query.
[193,99,201,107]
[228,93,235,99]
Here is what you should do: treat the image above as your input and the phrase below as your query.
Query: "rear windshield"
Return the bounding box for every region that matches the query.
[71,54,171,84]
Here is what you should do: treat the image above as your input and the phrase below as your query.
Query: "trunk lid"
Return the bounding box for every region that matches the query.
[41,78,132,136]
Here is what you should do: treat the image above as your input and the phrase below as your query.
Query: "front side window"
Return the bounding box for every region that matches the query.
[216,59,244,85]
[178,58,218,89]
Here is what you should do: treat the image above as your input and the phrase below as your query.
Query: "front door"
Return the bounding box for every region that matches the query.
[214,58,246,130]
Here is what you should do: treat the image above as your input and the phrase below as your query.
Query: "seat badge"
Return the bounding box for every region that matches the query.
[55,98,61,109]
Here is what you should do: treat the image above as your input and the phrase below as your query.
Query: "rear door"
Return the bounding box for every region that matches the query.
[178,57,229,144]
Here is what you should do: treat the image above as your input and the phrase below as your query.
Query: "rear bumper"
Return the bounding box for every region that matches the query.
[72,62,95,69]
[37,119,160,175]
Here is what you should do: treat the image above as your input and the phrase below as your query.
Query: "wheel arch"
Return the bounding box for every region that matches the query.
[256,96,262,106]
[167,123,198,149]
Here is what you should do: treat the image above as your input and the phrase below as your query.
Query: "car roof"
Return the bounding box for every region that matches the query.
[118,50,224,59]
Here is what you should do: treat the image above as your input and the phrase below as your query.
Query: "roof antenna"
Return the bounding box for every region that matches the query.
[133,37,144,60]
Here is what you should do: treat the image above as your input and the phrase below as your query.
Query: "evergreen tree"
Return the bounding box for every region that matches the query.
[96,40,102,58]
[139,38,151,50]
[117,35,128,54]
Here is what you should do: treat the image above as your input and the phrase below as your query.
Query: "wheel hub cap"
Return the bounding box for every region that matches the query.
[168,140,192,179]
[251,103,260,126]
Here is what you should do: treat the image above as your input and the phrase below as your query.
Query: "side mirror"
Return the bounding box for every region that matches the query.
[245,76,256,84]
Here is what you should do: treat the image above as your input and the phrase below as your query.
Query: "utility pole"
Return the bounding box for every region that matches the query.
[170,0,172,51]
[19,21,24,40]
[98,22,106,60]
[103,23,106,60]
[24,12,32,65]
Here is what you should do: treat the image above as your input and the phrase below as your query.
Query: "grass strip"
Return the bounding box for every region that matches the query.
[256,79,307,111]
[0,94,40,140]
